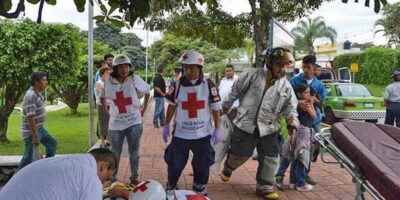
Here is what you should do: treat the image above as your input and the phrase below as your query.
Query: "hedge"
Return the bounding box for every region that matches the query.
[334,48,400,85]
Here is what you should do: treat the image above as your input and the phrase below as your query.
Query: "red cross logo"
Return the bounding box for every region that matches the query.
[182,92,205,118]
[113,91,132,113]
[186,194,208,200]
[133,181,150,192]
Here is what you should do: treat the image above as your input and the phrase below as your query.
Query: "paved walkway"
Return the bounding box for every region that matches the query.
[116,101,373,200]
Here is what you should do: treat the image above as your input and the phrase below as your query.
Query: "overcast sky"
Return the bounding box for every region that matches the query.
[10,0,399,46]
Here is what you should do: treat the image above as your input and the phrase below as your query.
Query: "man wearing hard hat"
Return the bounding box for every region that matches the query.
[220,47,299,199]
[162,50,222,195]
[101,54,150,185]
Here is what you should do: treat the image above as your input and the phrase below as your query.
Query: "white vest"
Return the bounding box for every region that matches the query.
[174,81,213,140]
[104,75,148,130]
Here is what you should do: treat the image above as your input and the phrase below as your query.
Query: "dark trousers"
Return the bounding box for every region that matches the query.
[385,102,400,127]
[164,135,215,188]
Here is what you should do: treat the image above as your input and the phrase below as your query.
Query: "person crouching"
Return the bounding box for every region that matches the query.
[162,50,222,195]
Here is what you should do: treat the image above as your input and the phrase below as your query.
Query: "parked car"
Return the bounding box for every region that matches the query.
[323,82,385,124]
[317,67,352,84]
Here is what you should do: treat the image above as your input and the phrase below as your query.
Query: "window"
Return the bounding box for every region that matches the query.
[336,84,371,97]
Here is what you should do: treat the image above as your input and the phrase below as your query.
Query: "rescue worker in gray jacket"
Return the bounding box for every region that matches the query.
[220,47,299,200]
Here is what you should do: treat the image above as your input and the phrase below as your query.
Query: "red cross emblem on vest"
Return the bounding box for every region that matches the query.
[186,194,208,200]
[113,91,132,113]
[133,181,150,192]
[182,92,205,118]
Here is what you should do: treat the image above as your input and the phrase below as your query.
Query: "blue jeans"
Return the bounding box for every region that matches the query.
[153,97,165,126]
[19,127,57,169]
[276,157,295,184]
[109,124,143,181]
[292,159,307,187]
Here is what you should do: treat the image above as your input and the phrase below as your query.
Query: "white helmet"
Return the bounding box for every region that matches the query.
[129,180,166,200]
[173,190,211,200]
[179,50,205,67]
[112,54,132,67]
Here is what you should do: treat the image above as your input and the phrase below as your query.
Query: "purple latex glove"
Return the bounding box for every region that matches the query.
[162,125,170,143]
[211,128,222,145]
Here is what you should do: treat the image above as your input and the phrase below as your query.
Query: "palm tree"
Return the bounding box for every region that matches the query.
[291,17,337,55]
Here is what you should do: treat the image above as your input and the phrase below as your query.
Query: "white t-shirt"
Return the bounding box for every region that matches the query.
[218,76,239,108]
[0,154,102,200]
[104,75,150,130]
[384,82,400,103]
[95,79,105,105]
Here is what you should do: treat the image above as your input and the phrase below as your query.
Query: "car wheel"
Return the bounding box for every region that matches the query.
[324,107,338,125]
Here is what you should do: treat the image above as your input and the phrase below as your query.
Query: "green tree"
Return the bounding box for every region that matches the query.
[0,0,389,69]
[120,46,146,68]
[149,33,238,77]
[291,16,337,54]
[52,37,112,114]
[0,20,80,142]
[93,22,142,50]
[375,2,400,48]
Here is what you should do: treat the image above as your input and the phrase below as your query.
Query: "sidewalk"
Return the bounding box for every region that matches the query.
[116,101,373,200]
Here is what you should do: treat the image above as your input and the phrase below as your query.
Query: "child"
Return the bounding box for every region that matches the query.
[275,84,321,192]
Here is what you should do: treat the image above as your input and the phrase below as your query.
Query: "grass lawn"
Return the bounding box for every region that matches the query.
[0,104,91,155]
[366,84,385,97]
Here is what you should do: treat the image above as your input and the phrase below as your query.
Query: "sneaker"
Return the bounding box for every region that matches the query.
[305,176,317,185]
[256,190,279,200]
[296,184,314,192]
[220,170,231,182]
[275,176,284,190]
[289,183,296,190]
[193,184,208,196]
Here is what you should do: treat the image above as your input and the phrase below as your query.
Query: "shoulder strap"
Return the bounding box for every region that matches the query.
[174,80,181,100]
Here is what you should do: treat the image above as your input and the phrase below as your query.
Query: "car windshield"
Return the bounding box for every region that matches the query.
[336,84,372,97]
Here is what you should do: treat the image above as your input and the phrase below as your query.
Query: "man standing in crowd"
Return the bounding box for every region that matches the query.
[214,64,239,169]
[95,63,112,145]
[289,55,326,185]
[290,55,326,108]
[384,69,400,127]
[19,72,57,169]
[218,64,239,108]
[102,54,150,185]
[162,50,222,195]
[96,54,114,83]
[0,148,117,200]
[153,67,166,128]
[220,47,299,199]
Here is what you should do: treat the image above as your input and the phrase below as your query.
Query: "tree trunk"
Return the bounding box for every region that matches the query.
[0,0,25,18]
[36,0,45,24]
[249,0,273,68]
[63,91,81,115]
[0,112,10,143]
[0,85,22,143]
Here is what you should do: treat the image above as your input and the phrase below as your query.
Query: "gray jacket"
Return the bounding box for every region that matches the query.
[222,68,299,137]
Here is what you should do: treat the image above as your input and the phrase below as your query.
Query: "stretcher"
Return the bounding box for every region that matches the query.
[315,121,400,200]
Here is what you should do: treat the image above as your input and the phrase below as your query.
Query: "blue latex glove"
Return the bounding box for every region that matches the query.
[162,125,170,143]
[211,128,222,145]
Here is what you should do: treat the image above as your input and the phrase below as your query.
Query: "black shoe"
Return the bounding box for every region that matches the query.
[193,184,208,196]
[306,176,317,185]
